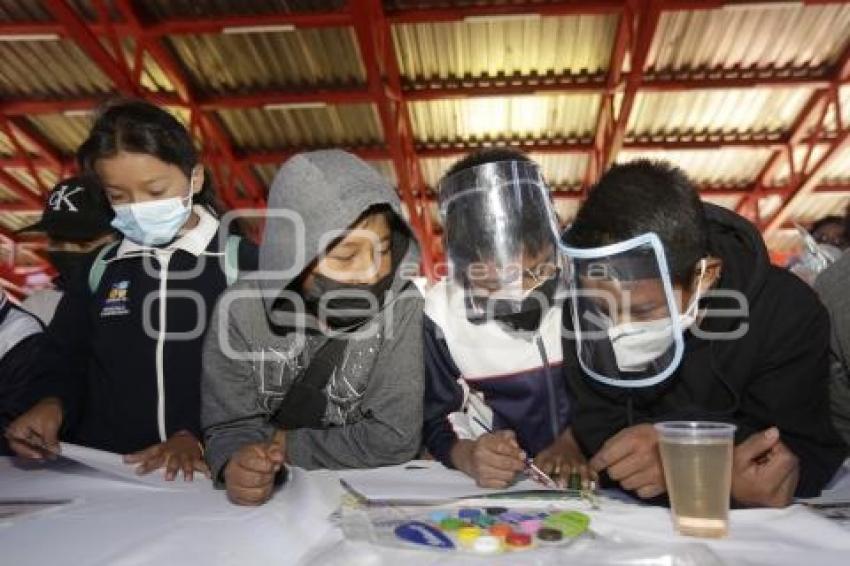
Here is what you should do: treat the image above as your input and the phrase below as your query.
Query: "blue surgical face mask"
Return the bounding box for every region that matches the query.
[111,176,194,246]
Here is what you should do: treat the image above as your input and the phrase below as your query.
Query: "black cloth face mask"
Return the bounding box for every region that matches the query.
[47,251,89,288]
[302,271,395,329]
[466,273,560,333]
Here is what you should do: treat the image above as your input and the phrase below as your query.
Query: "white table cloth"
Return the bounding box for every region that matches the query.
[1,457,848,566]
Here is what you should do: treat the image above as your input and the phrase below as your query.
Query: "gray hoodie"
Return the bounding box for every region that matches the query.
[815,251,850,447]
[201,150,425,480]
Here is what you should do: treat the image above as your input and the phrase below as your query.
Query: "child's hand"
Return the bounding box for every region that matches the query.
[224,439,286,506]
[590,423,665,499]
[533,428,594,488]
[123,431,209,481]
[5,397,63,460]
[731,427,799,508]
[452,430,526,489]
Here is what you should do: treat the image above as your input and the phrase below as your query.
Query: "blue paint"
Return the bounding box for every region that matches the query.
[429,510,450,522]
[458,508,482,520]
[394,521,455,550]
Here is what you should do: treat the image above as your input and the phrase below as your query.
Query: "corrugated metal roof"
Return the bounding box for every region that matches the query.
[22,106,193,157]
[168,28,365,95]
[0,128,37,156]
[770,144,850,187]
[772,144,828,186]
[700,194,742,211]
[0,183,19,203]
[782,191,850,225]
[822,144,850,183]
[0,211,41,232]
[217,104,383,151]
[628,88,812,137]
[392,13,617,83]
[4,166,57,193]
[618,147,773,187]
[553,199,580,227]
[648,3,850,72]
[0,39,112,98]
[420,152,587,190]
[137,0,345,19]
[410,93,600,144]
[0,0,51,21]
[25,114,93,155]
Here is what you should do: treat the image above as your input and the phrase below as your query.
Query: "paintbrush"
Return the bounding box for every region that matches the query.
[470,416,558,489]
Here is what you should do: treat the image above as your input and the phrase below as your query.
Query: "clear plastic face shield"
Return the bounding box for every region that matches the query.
[438,160,563,329]
[789,222,842,286]
[561,233,700,388]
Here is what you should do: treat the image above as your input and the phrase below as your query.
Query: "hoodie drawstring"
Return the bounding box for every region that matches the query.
[535,335,561,441]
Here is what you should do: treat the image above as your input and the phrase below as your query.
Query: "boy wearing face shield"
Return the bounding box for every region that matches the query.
[422,150,586,489]
[563,160,846,507]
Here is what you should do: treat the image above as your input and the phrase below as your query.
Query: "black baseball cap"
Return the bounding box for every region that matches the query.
[18,176,115,242]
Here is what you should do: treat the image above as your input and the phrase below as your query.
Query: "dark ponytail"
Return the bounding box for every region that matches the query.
[77,99,228,222]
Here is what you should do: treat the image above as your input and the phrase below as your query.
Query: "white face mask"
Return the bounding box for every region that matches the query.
[607,260,707,373]
[111,176,194,246]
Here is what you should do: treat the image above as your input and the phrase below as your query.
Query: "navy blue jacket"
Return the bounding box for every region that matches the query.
[421,279,571,467]
[32,208,257,454]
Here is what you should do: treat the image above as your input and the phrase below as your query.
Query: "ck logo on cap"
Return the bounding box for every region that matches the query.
[48,184,84,212]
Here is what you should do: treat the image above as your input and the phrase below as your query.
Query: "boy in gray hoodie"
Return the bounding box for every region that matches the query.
[202,150,425,505]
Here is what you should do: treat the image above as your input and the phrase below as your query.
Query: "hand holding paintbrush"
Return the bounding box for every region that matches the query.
[469,416,558,489]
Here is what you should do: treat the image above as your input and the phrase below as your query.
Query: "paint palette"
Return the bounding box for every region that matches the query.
[341,504,591,555]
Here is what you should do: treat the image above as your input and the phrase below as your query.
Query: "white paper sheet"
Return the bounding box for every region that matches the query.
[338,459,563,504]
[799,464,850,505]
[58,443,209,491]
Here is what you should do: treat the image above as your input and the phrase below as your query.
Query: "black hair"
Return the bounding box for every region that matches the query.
[565,160,708,283]
[846,202,850,244]
[809,215,844,236]
[441,148,553,273]
[76,99,226,220]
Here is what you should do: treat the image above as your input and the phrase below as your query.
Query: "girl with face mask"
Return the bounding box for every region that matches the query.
[6,101,258,481]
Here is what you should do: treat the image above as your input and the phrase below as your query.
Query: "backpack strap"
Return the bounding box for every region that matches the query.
[224,234,241,286]
[88,241,120,294]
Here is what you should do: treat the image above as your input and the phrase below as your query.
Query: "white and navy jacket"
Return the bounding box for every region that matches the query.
[33,207,257,454]
[422,279,572,467]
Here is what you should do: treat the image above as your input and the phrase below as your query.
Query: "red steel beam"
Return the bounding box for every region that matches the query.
[351,0,436,279]
[387,1,625,23]
[601,0,662,169]
[4,67,834,118]
[404,74,607,101]
[586,5,632,189]
[44,0,140,95]
[5,117,65,173]
[0,118,47,195]
[198,87,373,110]
[114,0,266,210]
[763,111,850,235]
[743,36,850,232]
[0,10,351,39]
[2,1,833,39]
[0,167,43,208]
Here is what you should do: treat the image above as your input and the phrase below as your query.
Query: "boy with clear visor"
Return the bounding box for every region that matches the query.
[561,160,846,507]
[422,150,586,488]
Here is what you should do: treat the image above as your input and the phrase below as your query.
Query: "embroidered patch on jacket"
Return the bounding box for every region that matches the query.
[100,280,131,317]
